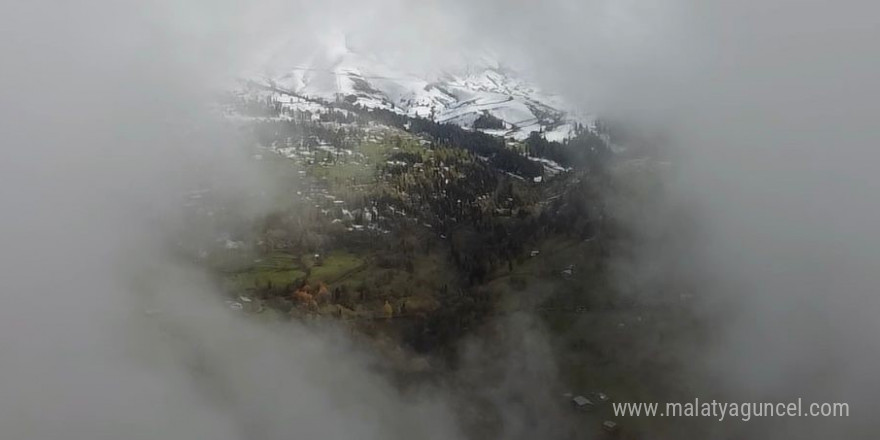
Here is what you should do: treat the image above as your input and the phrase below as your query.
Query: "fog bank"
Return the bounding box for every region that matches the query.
[3,0,879,439]
[503,1,880,437]
[0,2,465,439]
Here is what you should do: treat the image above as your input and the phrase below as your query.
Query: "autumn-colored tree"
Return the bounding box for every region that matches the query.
[293,289,313,307]
[315,282,330,304]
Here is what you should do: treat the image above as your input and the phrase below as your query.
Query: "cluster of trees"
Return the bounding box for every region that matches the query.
[473,111,506,130]
[524,129,611,171]
[318,110,358,124]
[225,95,280,118]
[336,102,547,177]
[237,131,614,360]
[341,101,612,177]
[247,92,612,178]
[251,119,363,151]
[386,151,422,164]
[374,147,547,286]
[377,147,498,229]
[408,117,543,178]
[404,286,493,356]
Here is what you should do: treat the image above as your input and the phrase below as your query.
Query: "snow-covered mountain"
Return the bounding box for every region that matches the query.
[252,37,589,141]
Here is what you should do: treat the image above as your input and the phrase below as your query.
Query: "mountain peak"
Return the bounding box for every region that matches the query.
[257,40,590,141]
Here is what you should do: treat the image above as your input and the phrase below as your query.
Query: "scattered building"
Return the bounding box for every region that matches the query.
[571,395,595,412]
[602,420,618,433]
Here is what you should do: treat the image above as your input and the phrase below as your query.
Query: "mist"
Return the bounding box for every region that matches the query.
[3,0,880,439]
[471,0,880,437]
[0,1,467,439]
[663,3,880,437]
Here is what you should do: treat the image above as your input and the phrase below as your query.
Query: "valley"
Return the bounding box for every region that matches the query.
[174,88,706,438]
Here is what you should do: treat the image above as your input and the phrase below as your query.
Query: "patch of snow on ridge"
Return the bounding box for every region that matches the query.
[255,33,592,141]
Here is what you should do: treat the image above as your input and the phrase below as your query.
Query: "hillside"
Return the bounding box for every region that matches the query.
[249,35,590,142]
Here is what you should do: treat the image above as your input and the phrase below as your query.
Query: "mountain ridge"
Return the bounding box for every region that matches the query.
[251,39,591,142]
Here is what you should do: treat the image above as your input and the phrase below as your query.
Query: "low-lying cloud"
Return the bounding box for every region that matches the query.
[0,2,465,439]
[3,1,879,439]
